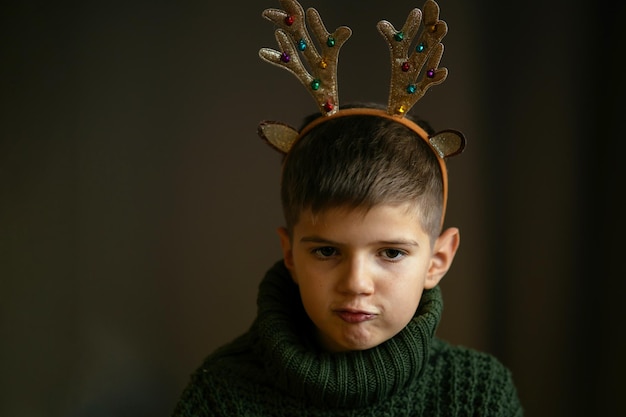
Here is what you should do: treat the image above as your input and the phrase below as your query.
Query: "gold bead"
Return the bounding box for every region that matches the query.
[319,59,328,69]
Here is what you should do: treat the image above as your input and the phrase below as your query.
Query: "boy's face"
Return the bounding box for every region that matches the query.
[278,203,459,352]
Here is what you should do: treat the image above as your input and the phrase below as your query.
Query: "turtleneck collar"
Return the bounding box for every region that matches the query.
[254,260,443,409]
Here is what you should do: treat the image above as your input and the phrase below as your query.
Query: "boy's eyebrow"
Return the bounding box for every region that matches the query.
[378,239,420,247]
[300,236,337,244]
[299,236,420,246]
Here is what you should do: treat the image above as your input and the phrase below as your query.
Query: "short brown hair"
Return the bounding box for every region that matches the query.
[280,104,443,241]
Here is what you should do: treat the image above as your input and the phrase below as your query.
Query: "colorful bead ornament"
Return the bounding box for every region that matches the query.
[401,62,410,72]
[416,42,426,52]
[326,36,335,47]
[323,100,334,112]
[297,39,307,51]
[284,15,295,26]
[394,31,404,41]
[427,68,435,78]
[311,79,321,90]
[407,84,417,94]
[280,52,290,63]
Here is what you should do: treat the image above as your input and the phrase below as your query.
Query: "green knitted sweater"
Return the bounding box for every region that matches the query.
[172,261,523,416]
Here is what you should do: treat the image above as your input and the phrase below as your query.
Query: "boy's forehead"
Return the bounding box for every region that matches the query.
[289,202,433,248]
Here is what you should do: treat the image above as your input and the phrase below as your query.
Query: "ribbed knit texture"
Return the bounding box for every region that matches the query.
[172,260,523,416]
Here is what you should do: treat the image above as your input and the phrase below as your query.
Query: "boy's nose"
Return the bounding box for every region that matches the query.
[338,256,375,295]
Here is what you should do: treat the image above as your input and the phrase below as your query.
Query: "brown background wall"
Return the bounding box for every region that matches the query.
[1,1,623,416]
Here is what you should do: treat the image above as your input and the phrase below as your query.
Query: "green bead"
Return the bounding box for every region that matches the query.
[326,36,335,47]
[394,31,404,41]
[311,79,321,90]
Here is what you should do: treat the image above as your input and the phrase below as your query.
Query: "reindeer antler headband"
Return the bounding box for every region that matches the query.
[257,0,465,226]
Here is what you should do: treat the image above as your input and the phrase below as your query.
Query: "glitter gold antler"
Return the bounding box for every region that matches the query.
[259,0,352,116]
[377,0,448,115]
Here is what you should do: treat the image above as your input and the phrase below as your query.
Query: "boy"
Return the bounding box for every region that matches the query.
[171,104,523,416]
[172,1,522,415]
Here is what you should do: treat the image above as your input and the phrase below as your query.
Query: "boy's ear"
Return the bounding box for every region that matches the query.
[276,227,295,271]
[425,227,460,289]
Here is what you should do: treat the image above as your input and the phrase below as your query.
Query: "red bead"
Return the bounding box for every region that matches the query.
[284,15,295,26]
[323,101,334,112]
[401,62,410,72]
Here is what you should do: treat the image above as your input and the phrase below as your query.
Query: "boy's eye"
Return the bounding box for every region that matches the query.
[313,246,337,257]
[381,249,405,259]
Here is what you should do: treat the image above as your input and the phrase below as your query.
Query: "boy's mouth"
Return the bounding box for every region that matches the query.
[335,309,376,323]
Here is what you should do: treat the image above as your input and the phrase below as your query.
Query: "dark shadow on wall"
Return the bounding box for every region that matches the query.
[478,0,625,415]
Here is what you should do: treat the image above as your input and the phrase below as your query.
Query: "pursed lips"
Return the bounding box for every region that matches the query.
[334,308,377,323]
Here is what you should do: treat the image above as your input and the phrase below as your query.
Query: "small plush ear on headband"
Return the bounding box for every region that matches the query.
[258,121,299,154]
[429,129,466,158]
[258,122,467,158]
